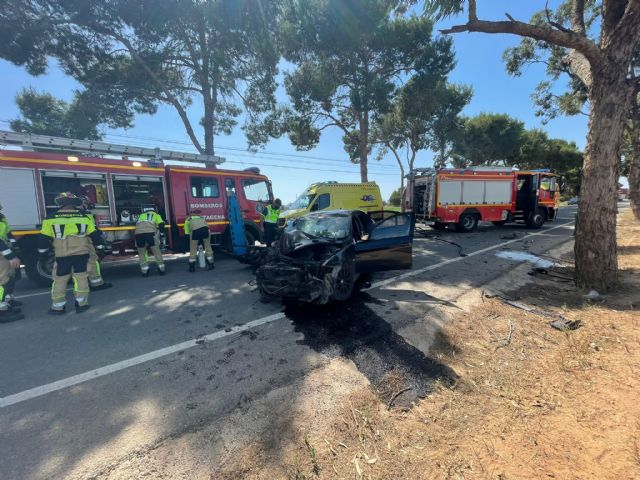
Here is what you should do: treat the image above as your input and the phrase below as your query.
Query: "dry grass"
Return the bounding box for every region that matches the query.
[217,211,640,480]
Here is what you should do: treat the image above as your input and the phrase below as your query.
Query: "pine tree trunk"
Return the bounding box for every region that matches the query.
[629,117,640,220]
[574,77,629,292]
[629,153,640,220]
[203,93,215,156]
[359,114,369,182]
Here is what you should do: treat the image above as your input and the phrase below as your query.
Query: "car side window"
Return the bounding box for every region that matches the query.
[352,216,365,241]
[370,214,411,240]
[311,193,330,211]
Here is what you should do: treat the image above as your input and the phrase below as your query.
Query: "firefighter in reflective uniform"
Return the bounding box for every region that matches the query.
[262,198,282,246]
[38,193,104,314]
[135,208,166,277]
[80,196,112,291]
[0,202,23,322]
[184,209,214,272]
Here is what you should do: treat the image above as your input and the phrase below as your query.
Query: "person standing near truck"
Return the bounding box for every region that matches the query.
[262,198,282,246]
[39,192,104,314]
[80,196,112,291]
[0,202,23,322]
[135,208,166,277]
[184,209,214,272]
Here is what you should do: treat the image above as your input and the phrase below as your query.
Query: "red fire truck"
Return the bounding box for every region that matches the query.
[405,167,560,232]
[0,131,273,285]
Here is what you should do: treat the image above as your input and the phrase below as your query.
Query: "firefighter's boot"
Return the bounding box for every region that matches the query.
[48,305,66,315]
[188,262,196,273]
[6,294,22,308]
[207,259,215,270]
[158,263,166,276]
[90,282,113,291]
[75,301,90,314]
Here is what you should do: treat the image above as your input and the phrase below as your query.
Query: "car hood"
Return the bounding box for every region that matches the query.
[279,230,347,255]
[279,208,307,221]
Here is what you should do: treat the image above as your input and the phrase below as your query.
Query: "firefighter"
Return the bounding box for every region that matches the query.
[0,202,23,322]
[80,196,112,291]
[39,192,104,314]
[184,209,214,272]
[135,208,166,277]
[262,198,282,246]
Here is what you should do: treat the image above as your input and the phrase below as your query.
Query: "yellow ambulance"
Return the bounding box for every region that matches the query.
[278,182,383,227]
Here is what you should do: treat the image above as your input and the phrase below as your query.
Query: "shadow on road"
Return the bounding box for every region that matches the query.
[285,292,457,408]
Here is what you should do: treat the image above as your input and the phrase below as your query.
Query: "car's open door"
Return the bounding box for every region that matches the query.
[354,212,415,273]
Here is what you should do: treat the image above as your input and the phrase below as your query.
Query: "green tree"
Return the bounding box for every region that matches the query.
[419,0,640,291]
[451,113,525,167]
[0,0,280,155]
[388,188,403,206]
[10,89,103,140]
[373,76,471,191]
[273,0,455,182]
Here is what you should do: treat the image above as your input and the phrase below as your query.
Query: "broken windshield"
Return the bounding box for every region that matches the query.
[294,213,350,241]
[290,191,316,210]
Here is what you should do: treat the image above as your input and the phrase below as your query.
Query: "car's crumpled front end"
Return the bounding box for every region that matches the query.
[255,228,352,304]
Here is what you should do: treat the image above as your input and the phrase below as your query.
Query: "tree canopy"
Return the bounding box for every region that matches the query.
[0,0,281,155]
[267,0,455,182]
[10,89,105,140]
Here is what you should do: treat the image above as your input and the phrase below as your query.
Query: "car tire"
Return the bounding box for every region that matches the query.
[456,213,479,232]
[526,208,546,229]
[431,221,447,231]
[24,252,55,287]
[331,263,355,302]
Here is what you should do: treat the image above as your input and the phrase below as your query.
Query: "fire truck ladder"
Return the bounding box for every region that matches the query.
[0,130,225,166]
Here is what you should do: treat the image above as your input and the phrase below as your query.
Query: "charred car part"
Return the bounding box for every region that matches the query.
[255,210,415,304]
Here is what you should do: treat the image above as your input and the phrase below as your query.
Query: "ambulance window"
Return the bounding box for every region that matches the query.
[191,177,219,198]
[242,178,269,202]
[41,171,111,225]
[311,193,330,211]
[540,176,555,191]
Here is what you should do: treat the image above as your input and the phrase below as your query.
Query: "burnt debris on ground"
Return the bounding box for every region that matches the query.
[284,292,457,409]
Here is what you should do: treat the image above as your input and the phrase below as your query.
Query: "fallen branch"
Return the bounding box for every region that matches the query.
[495,319,513,350]
[387,387,413,410]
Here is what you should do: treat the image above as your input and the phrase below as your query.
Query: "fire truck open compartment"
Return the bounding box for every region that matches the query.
[41,171,110,224]
[112,176,166,226]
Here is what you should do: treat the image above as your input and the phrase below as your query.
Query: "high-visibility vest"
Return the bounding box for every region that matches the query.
[264,205,280,223]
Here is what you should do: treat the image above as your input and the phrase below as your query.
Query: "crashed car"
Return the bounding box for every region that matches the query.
[255,210,415,304]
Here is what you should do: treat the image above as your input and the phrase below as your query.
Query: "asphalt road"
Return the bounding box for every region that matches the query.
[0,207,577,479]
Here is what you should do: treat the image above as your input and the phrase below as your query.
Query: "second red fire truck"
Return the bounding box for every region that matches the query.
[0,131,274,285]
[405,167,560,232]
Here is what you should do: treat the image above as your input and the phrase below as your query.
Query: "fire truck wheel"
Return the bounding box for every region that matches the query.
[456,213,479,232]
[526,208,546,229]
[24,252,55,287]
[431,221,447,231]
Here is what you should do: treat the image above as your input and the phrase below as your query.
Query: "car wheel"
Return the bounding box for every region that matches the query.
[526,208,546,229]
[331,263,355,302]
[24,252,55,287]
[431,221,447,231]
[456,213,478,232]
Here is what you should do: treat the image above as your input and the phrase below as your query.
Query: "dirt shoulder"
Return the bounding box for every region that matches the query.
[213,212,639,480]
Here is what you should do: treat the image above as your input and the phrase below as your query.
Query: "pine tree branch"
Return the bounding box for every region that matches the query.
[440,0,602,68]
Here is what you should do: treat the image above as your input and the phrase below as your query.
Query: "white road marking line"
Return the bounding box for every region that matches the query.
[1,220,575,408]
[0,312,285,408]
[370,220,574,289]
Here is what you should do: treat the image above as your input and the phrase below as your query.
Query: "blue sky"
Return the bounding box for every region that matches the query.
[0,1,590,203]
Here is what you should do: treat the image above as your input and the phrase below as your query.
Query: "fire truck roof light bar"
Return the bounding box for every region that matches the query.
[0,130,225,166]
